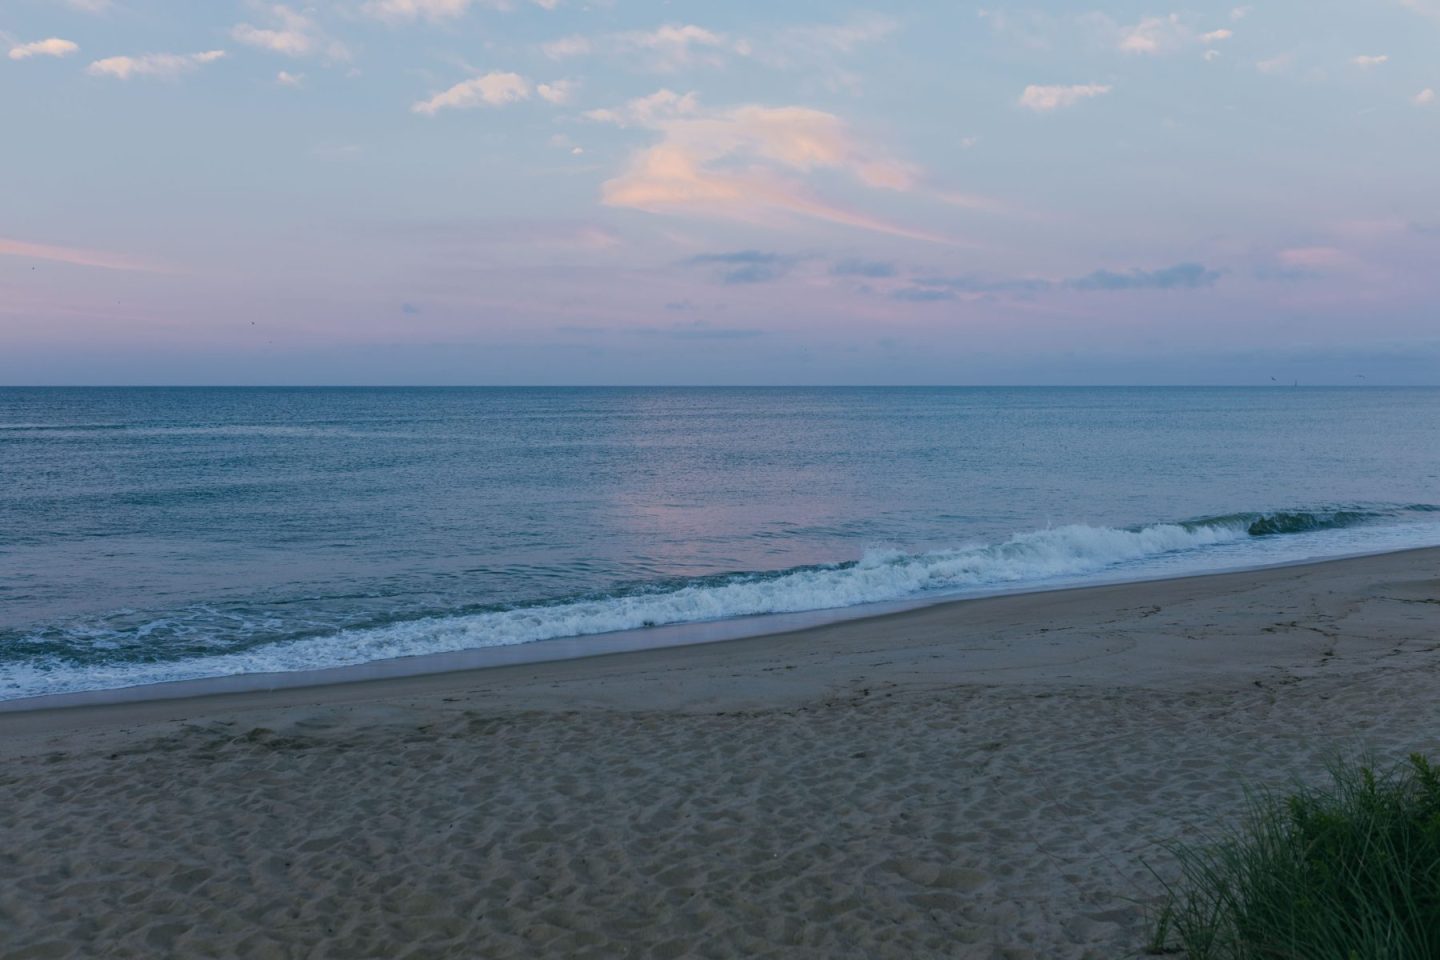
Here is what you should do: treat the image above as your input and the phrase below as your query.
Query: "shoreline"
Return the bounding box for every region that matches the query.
[4,546,1438,958]
[5,542,1437,717]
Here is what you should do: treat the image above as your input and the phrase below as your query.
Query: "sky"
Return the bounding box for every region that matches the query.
[2,0,1439,385]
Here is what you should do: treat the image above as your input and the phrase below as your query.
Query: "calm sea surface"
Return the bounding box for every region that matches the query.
[2,387,1438,700]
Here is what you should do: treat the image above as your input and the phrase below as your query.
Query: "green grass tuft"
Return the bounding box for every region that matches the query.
[1148,753,1440,960]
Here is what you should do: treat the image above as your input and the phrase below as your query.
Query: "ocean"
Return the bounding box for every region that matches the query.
[2,386,1438,701]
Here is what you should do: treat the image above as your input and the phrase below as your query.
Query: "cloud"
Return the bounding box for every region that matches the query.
[686,250,801,284]
[276,69,305,87]
[773,14,897,56]
[542,34,591,59]
[1398,0,1440,20]
[1416,87,1437,106]
[1204,49,1222,62]
[555,15,894,81]
[584,88,699,126]
[892,287,955,302]
[0,236,168,272]
[63,0,111,11]
[362,0,475,22]
[755,13,898,85]
[613,24,732,71]
[1019,83,1111,112]
[543,23,740,72]
[231,5,350,61]
[311,142,362,159]
[1256,53,1293,74]
[635,320,765,339]
[87,50,226,80]
[1276,247,1358,272]
[1231,5,1252,19]
[831,258,896,278]
[9,38,79,60]
[897,262,1220,300]
[380,217,619,250]
[412,71,530,114]
[536,79,574,104]
[362,0,553,17]
[1118,14,1187,54]
[978,9,1060,51]
[1110,15,1235,56]
[1067,262,1219,290]
[1351,54,1389,67]
[595,96,944,242]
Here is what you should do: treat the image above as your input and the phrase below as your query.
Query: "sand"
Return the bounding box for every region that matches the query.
[3,548,1439,959]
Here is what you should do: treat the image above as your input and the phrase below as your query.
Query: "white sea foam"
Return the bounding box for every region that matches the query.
[5,515,1439,701]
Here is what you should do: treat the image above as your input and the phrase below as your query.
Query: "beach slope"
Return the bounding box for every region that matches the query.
[3,548,1439,959]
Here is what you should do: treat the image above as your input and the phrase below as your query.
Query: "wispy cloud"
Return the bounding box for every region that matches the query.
[542,34,591,59]
[754,13,899,87]
[978,9,1060,51]
[999,11,1234,60]
[412,71,530,114]
[63,0,111,11]
[551,13,895,82]
[895,262,1220,300]
[892,287,956,302]
[361,0,476,22]
[1415,87,1436,106]
[1019,83,1111,112]
[231,4,351,62]
[1068,263,1219,290]
[87,50,226,80]
[311,142,363,160]
[592,94,945,242]
[831,258,896,278]
[543,23,743,72]
[772,14,897,56]
[1398,0,1440,21]
[621,24,731,71]
[0,236,169,272]
[276,69,305,87]
[1274,246,1363,275]
[9,38,79,60]
[583,88,698,126]
[361,0,554,19]
[536,79,575,104]
[633,320,766,340]
[1107,14,1236,56]
[1351,54,1389,67]
[685,250,801,284]
[1256,53,1293,74]
[1118,14,1188,55]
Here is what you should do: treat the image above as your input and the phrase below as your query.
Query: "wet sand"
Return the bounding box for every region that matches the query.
[3,548,1439,959]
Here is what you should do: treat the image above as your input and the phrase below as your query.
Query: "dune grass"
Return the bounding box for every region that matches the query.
[1148,754,1440,960]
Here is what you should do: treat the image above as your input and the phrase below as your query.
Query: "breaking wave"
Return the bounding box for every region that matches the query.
[4,506,1438,701]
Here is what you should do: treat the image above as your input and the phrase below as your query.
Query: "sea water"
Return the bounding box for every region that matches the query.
[2,386,1438,700]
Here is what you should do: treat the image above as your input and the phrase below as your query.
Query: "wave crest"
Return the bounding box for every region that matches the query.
[5,505,1438,700]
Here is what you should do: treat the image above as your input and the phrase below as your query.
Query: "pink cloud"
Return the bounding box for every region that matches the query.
[1278,246,1356,270]
[0,236,170,272]
[1019,83,1111,112]
[412,71,530,115]
[594,97,954,242]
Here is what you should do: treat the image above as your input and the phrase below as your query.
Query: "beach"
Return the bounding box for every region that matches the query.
[3,548,1439,959]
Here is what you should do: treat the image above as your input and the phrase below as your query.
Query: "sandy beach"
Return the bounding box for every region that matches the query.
[3,548,1439,959]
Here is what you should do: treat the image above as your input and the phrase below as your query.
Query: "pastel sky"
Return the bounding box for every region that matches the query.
[3,0,1439,384]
